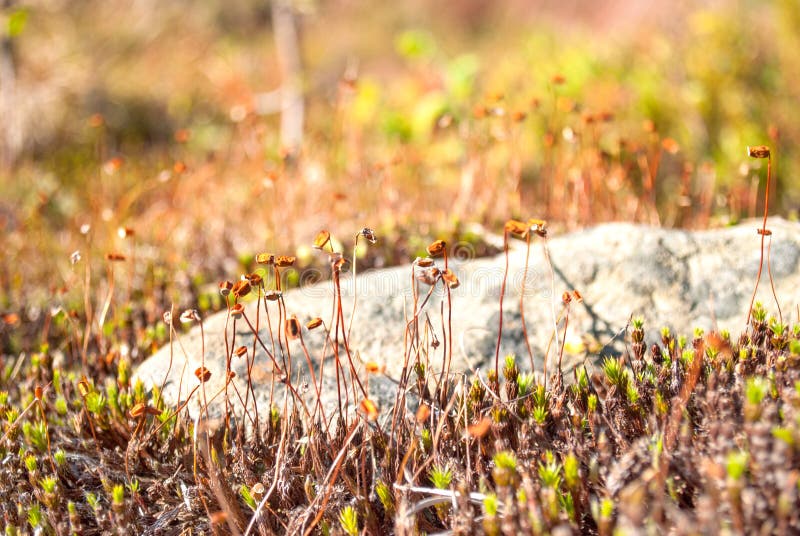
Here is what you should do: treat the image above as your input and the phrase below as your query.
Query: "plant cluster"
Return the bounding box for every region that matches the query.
[4,1,798,354]
[1,167,799,533]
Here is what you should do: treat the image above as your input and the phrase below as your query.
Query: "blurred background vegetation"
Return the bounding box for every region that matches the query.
[1,0,799,353]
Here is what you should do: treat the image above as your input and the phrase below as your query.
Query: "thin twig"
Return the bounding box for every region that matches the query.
[494,229,510,383]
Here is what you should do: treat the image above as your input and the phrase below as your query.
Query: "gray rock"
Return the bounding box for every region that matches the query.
[134,218,800,421]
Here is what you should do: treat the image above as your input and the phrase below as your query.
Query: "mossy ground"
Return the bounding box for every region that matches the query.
[1,224,799,535]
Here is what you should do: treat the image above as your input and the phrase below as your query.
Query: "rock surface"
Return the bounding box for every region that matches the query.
[134,218,800,419]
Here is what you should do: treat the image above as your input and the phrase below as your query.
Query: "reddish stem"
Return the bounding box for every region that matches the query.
[494,230,510,384]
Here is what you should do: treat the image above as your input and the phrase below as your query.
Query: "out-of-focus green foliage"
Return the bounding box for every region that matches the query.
[3,1,798,193]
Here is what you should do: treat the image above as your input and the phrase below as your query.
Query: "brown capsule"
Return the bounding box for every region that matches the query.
[551,74,566,85]
[285,315,301,340]
[35,386,43,401]
[427,240,446,257]
[174,128,191,144]
[230,303,244,319]
[467,417,492,438]
[528,218,547,237]
[275,255,296,268]
[173,161,187,175]
[264,290,282,301]
[416,267,441,286]
[415,256,435,267]
[194,367,212,383]
[329,252,347,271]
[757,228,773,236]
[256,253,275,265]
[306,317,323,330]
[128,403,161,419]
[128,402,147,418]
[232,280,251,299]
[219,280,234,297]
[562,291,572,304]
[364,361,384,374]
[747,145,770,159]
[416,403,431,423]
[234,346,248,358]
[103,350,117,365]
[103,157,124,174]
[313,230,331,250]
[572,290,583,302]
[504,220,529,239]
[246,273,263,287]
[106,252,126,262]
[77,378,91,398]
[117,227,135,238]
[598,111,614,122]
[359,399,379,421]
[180,309,200,323]
[209,511,228,526]
[661,138,680,154]
[442,269,460,289]
[360,227,377,244]
[88,113,105,128]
